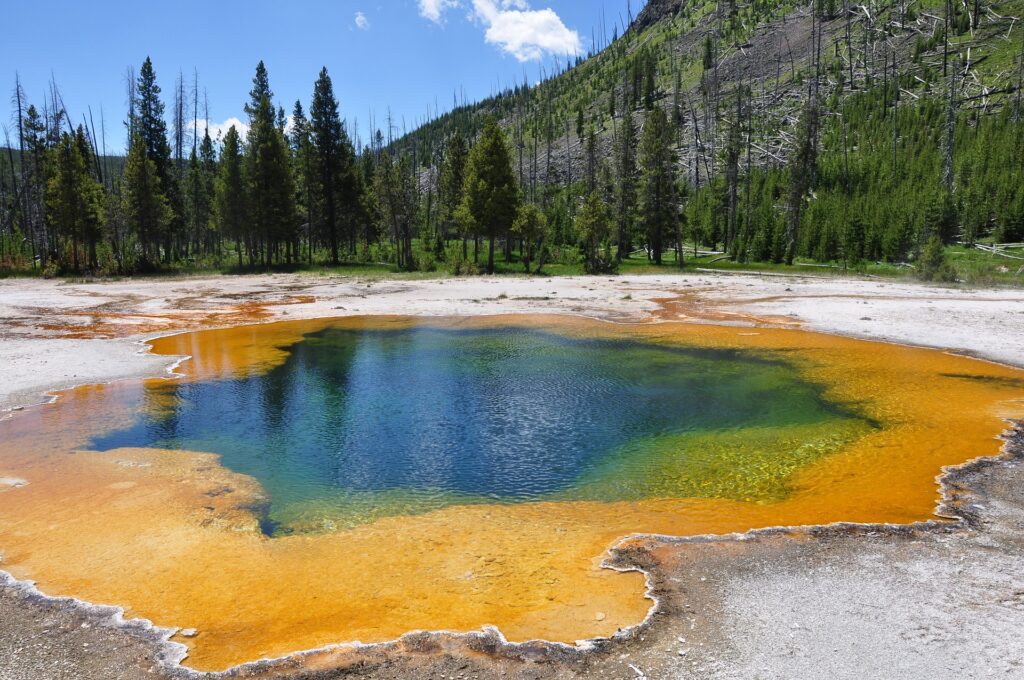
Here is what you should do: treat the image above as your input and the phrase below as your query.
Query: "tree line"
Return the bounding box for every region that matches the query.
[3,59,370,273]
[2,0,1023,277]
[0,56,686,276]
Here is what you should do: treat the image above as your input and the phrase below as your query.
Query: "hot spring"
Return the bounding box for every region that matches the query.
[90,325,874,533]
[0,315,1020,671]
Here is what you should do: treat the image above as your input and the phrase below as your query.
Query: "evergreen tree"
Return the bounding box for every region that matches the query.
[638,108,678,265]
[785,100,819,264]
[615,104,638,261]
[289,100,316,263]
[642,50,658,110]
[460,118,519,274]
[135,58,178,262]
[359,147,381,250]
[199,130,217,249]
[723,89,744,255]
[186,128,216,257]
[45,130,104,271]
[373,151,417,270]
[512,202,548,273]
[123,132,171,267]
[73,127,106,270]
[576,191,615,273]
[21,104,49,265]
[215,126,248,267]
[918,235,956,281]
[438,132,469,258]
[585,130,598,193]
[310,67,351,264]
[244,61,296,264]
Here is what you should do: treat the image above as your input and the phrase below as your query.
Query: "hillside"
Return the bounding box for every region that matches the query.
[396,0,1024,267]
[399,0,1023,181]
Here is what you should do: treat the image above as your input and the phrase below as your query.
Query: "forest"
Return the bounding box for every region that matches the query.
[1,0,1023,282]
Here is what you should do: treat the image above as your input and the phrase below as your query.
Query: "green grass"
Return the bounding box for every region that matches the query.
[4,239,1020,287]
[947,245,1024,285]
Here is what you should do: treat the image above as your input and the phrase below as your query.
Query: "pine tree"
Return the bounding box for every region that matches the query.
[73,127,105,270]
[642,51,657,110]
[123,132,171,267]
[373,151,417,270]
[215,126,248,267]
[45,130,104,271]
[577,191,615,273]
[135,58,178,262]
[310,67,349,264]
[439,132,469,258]
[512,203,548,273]
[289,100,316,263]
[918,235,956,281]
[585,130,598,193]
[723,88,745,255]
[460,118,519,274]
[359,145,380,250]
[615,104,638,261]
[199,129,217,250]
[19,103,49,265]
[785,100,818,264]
[638,108,678,265]
[186,129,216,257]
[244,62,296,265]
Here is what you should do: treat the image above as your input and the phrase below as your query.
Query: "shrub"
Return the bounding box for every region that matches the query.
[917,236,957,283]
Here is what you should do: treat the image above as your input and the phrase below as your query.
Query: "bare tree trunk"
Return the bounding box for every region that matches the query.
[3,144,19,261]
[172,72,186,261]
[944,57,957,196]
[1015,27,1023,122]
[12,74,37,266]
[742,128,753,262]
[892,50,899,179]
[517,120,524,190]
[846,0,854,89]
[943,0,951,77]
[544,95,553,208]
[564,117,573,217]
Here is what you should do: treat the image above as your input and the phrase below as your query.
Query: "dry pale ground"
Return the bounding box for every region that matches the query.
[0,270,1022,680]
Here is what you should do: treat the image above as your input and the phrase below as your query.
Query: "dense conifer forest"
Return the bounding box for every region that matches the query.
[1,0,1022,282]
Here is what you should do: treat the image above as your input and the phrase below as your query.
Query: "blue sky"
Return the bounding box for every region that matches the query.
[3,0,644,152]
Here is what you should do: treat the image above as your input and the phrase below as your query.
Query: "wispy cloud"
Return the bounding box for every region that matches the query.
[419,0,580,62]
[354,11,370,30]
[419,0,460,23]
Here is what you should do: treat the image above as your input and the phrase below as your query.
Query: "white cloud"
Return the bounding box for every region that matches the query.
[282,115,297,139]
[472,0,581,62]
[419,0,580,61]
[354,11,370,30]
[419,0,460,23]
[197,117,250,144]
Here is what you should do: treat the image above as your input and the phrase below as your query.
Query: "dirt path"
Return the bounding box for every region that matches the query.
[1,271,1022,679]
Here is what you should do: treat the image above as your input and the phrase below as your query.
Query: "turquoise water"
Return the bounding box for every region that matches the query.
[91,326,873,532]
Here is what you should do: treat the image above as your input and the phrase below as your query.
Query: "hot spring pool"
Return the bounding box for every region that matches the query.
[0,315,1020,671]
[90,326,874,533]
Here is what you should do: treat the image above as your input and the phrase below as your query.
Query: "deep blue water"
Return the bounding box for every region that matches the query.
[90,326,861,530]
